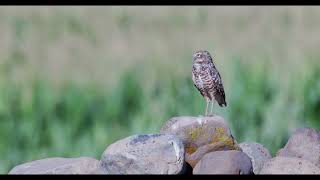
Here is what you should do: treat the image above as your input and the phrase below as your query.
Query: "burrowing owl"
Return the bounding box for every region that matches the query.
[192,50,227,116]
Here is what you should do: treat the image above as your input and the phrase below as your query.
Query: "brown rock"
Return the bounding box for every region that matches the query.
[193,150,253,174]
[259,156,320,174]
[239,142,272,174]
[276,128,320,167]
[160,115,240,167]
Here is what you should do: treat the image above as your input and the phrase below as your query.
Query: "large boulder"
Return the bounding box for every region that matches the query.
[239,141,272,174]
[160,115,241,167]
[8,157,103,174]
[193,150,253,174]
[100,134,185,174]
[276,128,320,167]
[259,156,320,174]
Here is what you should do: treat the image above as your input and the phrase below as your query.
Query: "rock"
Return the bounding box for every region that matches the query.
[276,128,320,167]
[239,141,272,174]
[193,150,253,174]
[8,157,103,174]
[259,156,320,174]
[100,134,185,174]
[160,115,241,167]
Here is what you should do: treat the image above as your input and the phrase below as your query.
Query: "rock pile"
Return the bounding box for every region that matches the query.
[8,116,320,174]
[160,116,241,168]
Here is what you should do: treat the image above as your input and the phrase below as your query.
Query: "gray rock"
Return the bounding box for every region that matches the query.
[239,141,272,174]
[100,134,185,174]
[8,157,103,174]
[193,150,253,174]
[160,115,241,168]
[276,128,320,167]
[259,156,320,174]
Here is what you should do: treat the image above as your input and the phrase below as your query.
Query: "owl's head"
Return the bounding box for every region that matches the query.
[193,50,213,64]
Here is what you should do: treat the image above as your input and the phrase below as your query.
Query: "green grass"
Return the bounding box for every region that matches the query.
[0,7,320,173]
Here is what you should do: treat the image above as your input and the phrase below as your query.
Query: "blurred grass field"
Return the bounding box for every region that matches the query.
[1,6,320,173]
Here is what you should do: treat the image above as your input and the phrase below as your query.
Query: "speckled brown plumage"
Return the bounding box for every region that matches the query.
[192,50,227,116]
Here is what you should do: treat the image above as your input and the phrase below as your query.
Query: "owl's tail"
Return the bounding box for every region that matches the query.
[218,100,227,107]
[215,92,227,107]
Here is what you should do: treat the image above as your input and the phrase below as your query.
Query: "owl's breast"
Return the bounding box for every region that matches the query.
[193,63,208,73]
[193,63,201,73]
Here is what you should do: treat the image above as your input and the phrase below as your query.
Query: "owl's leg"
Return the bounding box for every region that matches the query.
[205,98,209,116]
[209,101,214,116]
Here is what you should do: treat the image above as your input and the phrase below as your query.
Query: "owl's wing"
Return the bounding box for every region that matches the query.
[209,64,227,107]
[192,71,206,97]
[215,75,227,107]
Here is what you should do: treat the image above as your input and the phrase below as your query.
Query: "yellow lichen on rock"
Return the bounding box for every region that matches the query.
[185,145,197,154]
[211,127,239,150]
[189,127,202,141]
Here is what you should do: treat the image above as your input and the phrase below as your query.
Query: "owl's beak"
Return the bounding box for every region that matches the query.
[197,58,204,63]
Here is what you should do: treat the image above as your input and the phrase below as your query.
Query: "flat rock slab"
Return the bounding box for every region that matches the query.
[239,142,272,174]
[193,150,253,174]
[259,156,320,174]
[277,128,320,167]
[160,115,241,167]
[100,134,185,174]
[8,157,102,174]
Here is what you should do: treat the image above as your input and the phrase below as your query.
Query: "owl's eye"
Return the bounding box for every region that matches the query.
[197,54,201,58]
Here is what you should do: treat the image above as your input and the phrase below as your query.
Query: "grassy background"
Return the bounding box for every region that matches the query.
[1,6,320,173]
